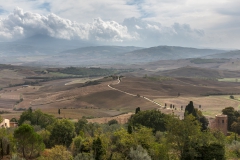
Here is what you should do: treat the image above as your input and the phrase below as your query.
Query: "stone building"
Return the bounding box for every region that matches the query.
[209,115,228,135]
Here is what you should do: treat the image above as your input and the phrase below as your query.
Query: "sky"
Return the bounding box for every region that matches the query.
[0,0,239,49]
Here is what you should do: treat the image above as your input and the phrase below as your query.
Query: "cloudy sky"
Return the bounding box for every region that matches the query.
[0,0,239,49]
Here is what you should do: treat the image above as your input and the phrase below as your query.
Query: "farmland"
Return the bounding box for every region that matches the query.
[0,64,239,123]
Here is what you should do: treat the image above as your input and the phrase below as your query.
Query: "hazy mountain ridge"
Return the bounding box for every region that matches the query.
[124,46,225,60]
[203,50,240,59]
[0,35,230,66]
[61,46,143,56]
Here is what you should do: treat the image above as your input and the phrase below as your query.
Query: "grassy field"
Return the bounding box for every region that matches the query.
[218,78,240,82]
[154,95,240,117]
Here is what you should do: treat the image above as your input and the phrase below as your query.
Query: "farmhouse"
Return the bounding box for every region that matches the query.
[0,119,10,128]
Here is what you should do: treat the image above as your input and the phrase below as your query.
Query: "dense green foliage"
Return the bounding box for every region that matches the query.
[53,67,132,77]
[128,110,170,133]
[18,109,55,128]
[49,119,75,147]
[222,107,240,131]
[14,124,45,158]
[1,105,240,159]
[185,101,209,130]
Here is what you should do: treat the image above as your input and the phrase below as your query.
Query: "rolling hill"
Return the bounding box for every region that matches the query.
[203,50,240,59]
[155,66,240,78]
[38,45,226,67]
[123,46,225,61]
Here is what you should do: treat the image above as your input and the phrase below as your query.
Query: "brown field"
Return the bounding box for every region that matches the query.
[0,77,160,120]
[1,65,240,122]
[113,77,240,98]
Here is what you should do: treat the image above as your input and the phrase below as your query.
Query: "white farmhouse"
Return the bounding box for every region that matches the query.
[0,119,10,128]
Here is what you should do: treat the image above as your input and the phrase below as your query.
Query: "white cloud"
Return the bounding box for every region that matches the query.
[89,18,135,42]
[0,7,134,42]
[122,17,204,47]
[0,7,204,47]
[0,0,240,48]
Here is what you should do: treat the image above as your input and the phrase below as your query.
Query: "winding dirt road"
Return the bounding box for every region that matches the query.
[108,77,163,108]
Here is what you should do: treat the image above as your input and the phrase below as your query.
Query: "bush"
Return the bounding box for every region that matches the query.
[129,145,151,160]
[74,153,94,160]
[107,119,118,126]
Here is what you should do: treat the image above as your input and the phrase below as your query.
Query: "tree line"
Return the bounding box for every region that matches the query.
[0,102,239,159]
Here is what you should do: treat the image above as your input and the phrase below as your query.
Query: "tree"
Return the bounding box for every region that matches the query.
[231,117,240,135]
[135,107,140,114]
[18,109,33,126]
[199,116,209,131]
[74,153,94,160]
[38,129,51,148]
[222,107,240,131]
[185,101,197,117]
[41,145,72,160]
[58,109,61,115]
[0,128,13,157]
[49,119,75,147]
[75,118,88,135]
[129,110,170,133]
[184,101,209,131]
[10,118,17,122]
[127,124,133,134]
[71,136,84,156]
[166,115,202,159]
[18,109,55,128]
[108,119,118,126]
[93,137,105,160]
[197,143,225,160]
[14,124,45,158]
[129,145,151,160]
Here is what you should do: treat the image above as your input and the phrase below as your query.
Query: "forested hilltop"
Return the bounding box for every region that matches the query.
[1,102,240,160]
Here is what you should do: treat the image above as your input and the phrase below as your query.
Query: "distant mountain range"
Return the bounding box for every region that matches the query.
[49,46,225,66]
[122,46,225,61]
[0,35,95,56]
[0,34,236,66]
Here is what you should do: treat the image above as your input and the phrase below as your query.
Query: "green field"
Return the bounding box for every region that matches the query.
[218,78,240,82]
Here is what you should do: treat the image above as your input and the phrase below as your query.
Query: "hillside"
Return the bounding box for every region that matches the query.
[124,46,225,61]
[30,46,225,67]
[61,46,143,55]
[155,66,240,78]
[203,50,240,59]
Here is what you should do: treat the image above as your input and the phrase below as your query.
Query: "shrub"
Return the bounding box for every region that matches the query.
[129,145,151,160]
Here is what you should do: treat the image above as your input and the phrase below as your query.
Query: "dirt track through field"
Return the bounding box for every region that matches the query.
[108,78,163,108]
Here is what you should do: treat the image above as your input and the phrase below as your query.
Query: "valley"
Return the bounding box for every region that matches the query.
[0,60,239,123]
